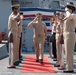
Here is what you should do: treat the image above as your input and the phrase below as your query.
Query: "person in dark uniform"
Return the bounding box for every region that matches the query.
[51,16,57,61]
[19,12,23,60]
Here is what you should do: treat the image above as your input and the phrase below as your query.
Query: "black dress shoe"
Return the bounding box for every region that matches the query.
[54,64,60,67]
[36,59,39,62]
[40,59,43,64]
[63,70,74,73]
[14,61,21,66]
[53,58,57,61]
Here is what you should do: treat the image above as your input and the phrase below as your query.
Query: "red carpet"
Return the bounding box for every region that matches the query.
[21,55,56,73]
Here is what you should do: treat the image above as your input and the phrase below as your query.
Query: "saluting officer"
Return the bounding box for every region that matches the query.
[28,13,47,63]
[63,2,76,73]
[8,4,20,68]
